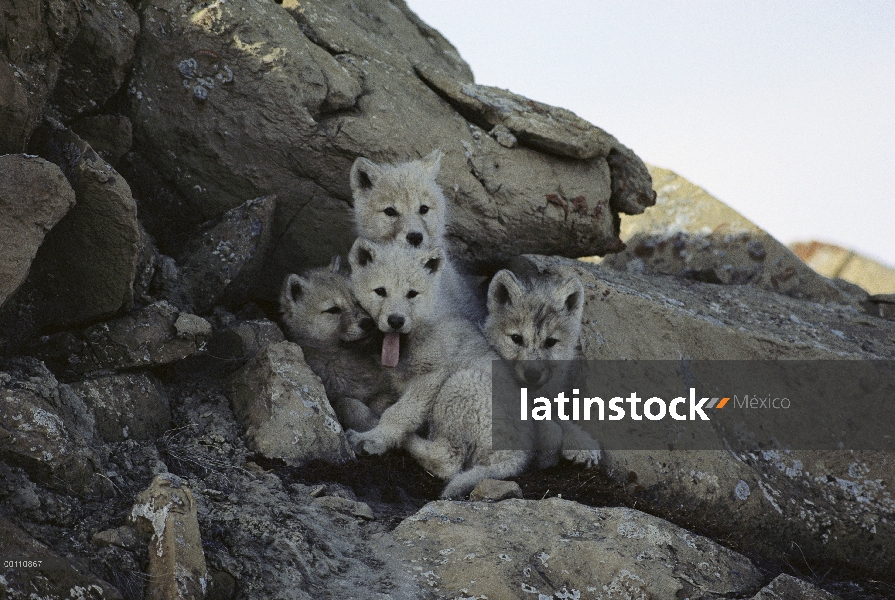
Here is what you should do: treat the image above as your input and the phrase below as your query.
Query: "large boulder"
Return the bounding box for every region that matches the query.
[0,122,141,347]
[127,0,651,298]
[590,165,859,304]
[0,155,76,308]
[394,498,764,599]
[511,254,895,581]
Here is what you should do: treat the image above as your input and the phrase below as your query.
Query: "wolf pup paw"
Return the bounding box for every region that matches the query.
[562,448,601,468]
[347,428,389,456]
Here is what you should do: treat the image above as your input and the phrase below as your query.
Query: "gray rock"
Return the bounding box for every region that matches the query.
[206,319,285,361]
[91,525,142,552]
[132,221,160,306]
[176,196,276,313]
[0,359,101,496]
[418,65,655,214]
[511,254,895,581]
[416,65,617,160]
[174,313,213,344]
[313,495,375,520]
[868,293,895,320]
[70,373,170,442]
[3,122,141,336]
[488,124,517,148]
[394,498,763,599]
[607,142,659,215]
[748,574,840,600]
[0,56,32,154]
[50,0,139,119]
[229,341,353,466]
[127,0,649,300]
[164,398,426,599]
[71,114,134,166]
[281,0,473,82]
[130,474,207,600]
[32,301,211,380]
[468,478,523,502]
[593,165,861,304]
[0,0,80,154]
[0,155,76,308]
[0,515,122,599]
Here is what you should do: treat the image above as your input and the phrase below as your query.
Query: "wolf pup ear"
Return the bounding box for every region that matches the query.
[350,157,383,198]
[349,238,377,269]
[328,255,342,273]
[421,149,443,179]
[421,246,445,274]
[487,270,523,312]
[555,277,584,316]
[281,274,308,305]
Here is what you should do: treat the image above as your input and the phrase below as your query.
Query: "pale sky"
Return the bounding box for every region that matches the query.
[406,1,894,266]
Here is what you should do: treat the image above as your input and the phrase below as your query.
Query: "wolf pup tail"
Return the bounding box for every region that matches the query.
[440,451,531,499]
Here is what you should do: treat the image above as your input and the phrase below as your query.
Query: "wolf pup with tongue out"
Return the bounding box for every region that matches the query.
[346,238,534,498]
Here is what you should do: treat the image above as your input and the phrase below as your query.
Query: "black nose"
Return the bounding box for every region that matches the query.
[406,231,423,246]
[387,315,405,330]
[524,367,542,385]
[359,317,375,331]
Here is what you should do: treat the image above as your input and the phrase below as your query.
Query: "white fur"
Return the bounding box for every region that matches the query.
[484,270,601,468]
[279,258,394,432]
[346,239,533,498]
[350,151,485,321]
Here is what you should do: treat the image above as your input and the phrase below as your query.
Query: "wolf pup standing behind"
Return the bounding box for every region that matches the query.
[346,238,534,498]
[279,256,395,432]
[350,150,485,321]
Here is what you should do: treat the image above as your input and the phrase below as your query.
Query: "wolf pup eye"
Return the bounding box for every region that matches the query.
[383,207,399,217]
[510,334,524,345]
[419,205,430,215]
[323,306,342,314]
[545,338,558,348]
[407,290,419,299]
[374,287,387,297]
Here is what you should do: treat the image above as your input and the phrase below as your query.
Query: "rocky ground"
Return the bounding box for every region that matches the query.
[2,0,894,598]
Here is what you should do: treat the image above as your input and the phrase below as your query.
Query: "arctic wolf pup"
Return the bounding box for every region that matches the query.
[350,150,484,320]
[346,238,532,498]
[484,269,601,468]
[279,257,394,432]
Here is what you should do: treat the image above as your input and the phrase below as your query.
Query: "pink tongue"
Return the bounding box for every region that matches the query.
[382,332,400,367]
